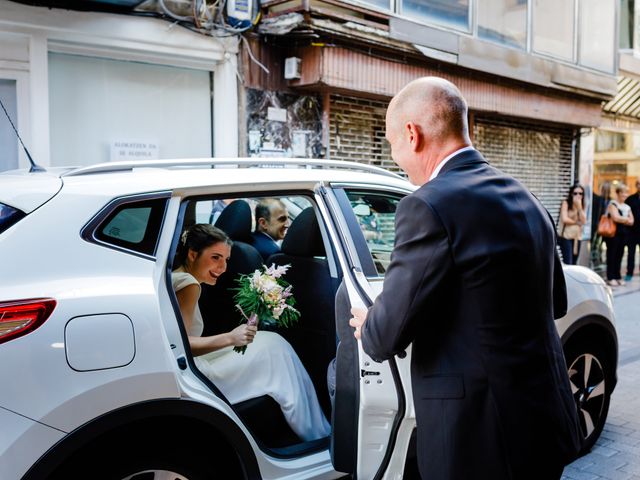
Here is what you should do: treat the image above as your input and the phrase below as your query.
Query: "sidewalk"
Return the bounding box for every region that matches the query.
[607,274,640,297]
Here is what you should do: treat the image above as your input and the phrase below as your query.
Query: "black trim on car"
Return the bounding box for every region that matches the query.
[81,192,171,260]
[22,398,262,480]
[0,202,26,235]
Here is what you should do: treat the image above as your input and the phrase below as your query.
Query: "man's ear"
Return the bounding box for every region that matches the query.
[405,121,422,151]
[257,217,267,230]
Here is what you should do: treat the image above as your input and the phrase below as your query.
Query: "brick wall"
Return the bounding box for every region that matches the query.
[328,94,402,174]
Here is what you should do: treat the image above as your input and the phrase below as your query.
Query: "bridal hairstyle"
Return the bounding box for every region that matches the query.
[174,223,233,269]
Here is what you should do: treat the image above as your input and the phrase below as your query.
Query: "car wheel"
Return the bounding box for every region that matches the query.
[565,341,612,453]
[123,471,190,480]
[49,426,244,480]
[53,452,220,480]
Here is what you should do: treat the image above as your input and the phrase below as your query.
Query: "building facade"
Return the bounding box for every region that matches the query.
[241,0,619,221]
[0,0,240,171]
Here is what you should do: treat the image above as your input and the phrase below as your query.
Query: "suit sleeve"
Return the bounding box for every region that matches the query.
[361,195,452,362]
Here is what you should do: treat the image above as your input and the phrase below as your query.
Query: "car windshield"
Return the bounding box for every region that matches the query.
[0,202,25,235]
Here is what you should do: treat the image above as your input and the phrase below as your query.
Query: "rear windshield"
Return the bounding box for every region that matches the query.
[0,203,26,235]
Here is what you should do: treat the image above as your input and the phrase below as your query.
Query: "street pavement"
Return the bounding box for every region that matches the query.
[562,275,640,480]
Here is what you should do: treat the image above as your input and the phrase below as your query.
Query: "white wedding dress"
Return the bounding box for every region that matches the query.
[172,270,331,442]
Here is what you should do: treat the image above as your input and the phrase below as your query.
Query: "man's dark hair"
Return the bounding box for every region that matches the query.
[255,198,285,230]
[255,202,272,224]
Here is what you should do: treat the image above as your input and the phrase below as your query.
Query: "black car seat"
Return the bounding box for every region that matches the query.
[199,199,262,336]
[267,207,337,417]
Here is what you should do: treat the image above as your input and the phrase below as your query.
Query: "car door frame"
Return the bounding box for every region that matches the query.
[321,182,416,479]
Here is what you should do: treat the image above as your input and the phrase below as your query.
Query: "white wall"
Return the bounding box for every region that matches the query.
[0,0,239,169]
[49,53,212,166]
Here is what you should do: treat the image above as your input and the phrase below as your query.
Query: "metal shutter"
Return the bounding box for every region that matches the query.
[473,116,576,222]
[328,96,575,221]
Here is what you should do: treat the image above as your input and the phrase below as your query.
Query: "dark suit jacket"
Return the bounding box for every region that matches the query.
[361,149,581,480]
[250,231,280,261]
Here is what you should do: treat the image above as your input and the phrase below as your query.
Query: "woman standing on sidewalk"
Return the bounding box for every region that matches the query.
[558,183,586,265]
[606,184,635,286]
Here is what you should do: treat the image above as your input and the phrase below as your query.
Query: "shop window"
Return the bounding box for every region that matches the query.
[595,131,627,153]
[48,53,212,167]
[400,0,470,32]
[478,0,527,49]
[532,0,575,61]
[579,0,616,72]
[620,0,635,49]
[357,0,392,10]
[0,79,18,172]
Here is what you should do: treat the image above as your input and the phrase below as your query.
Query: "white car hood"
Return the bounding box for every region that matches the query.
[0,171,63,213]
[564,264,606,286]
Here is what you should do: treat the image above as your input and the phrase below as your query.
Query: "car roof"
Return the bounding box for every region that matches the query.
[57,158,413,196]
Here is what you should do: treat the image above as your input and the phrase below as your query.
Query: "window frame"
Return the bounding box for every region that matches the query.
[81,192,170,260]
[331,183,410,280]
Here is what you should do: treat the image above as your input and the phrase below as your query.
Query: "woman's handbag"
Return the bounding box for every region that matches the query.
[597,214,617,238]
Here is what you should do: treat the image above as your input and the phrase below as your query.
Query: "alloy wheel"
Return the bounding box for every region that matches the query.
[567,352,606,439]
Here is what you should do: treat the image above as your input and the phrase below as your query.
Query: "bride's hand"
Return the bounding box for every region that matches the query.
[229,324,257,346]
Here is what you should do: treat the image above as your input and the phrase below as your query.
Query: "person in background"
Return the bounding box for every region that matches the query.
[624,180,640,282]
[605,184,634,286]
[251,198,290,261]
[558,183,586,265]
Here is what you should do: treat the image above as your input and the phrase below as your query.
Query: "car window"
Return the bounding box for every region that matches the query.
[93,197,167,257]
[0,202,26,235]
[345,190,403,276]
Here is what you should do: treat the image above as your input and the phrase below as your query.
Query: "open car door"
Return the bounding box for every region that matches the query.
[323,185,415,479]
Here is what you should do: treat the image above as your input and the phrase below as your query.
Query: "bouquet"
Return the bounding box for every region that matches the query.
[233,264,300,354]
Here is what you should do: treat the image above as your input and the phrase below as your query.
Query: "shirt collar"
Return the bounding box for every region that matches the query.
[429,146,475,181]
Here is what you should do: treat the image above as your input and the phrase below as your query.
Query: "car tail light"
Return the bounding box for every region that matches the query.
[0,299,56,344]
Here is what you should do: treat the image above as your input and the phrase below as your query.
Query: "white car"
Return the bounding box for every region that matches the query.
[0,159,617,480]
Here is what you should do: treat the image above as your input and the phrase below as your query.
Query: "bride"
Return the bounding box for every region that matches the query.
[171,223,330,442]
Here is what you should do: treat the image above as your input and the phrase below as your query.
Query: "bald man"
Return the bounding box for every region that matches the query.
[350,77,581,479]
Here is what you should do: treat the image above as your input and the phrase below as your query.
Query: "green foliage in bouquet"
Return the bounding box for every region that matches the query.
[233,264,300,353]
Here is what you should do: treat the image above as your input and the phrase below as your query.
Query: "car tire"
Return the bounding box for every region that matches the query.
[49,425,244,480]
[564,340,613,453]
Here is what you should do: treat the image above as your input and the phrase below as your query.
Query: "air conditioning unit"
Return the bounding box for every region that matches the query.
[284,57,302,80]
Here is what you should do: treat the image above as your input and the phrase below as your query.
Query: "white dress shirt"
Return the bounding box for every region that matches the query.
[429,146,476,181]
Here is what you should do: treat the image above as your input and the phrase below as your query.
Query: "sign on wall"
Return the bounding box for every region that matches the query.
[110,140,159,162]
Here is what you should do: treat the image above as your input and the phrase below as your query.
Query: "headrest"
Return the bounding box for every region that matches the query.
[215,199,252,242]
[281,207,325,257]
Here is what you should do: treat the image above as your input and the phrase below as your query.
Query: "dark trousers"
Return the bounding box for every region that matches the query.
[627,234,640,276]
[559,237,581,265]
[606,234,626,280]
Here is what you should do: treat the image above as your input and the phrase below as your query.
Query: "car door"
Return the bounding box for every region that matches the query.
[322,184,416,479]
